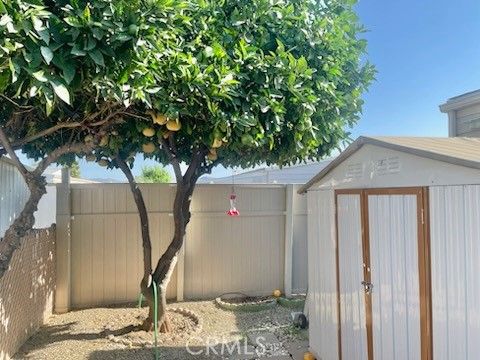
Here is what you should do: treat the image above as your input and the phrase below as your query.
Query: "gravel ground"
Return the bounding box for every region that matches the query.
[14,300,308,360]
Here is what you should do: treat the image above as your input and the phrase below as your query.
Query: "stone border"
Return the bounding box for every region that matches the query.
[215,296,277,312]
[105,307,203,348]
[277,296,306,309]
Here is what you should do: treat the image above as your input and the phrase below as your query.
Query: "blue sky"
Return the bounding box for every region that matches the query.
[54,0,480,181]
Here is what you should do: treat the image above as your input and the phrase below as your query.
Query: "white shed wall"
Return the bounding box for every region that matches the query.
[311,144,480,190]
[307,189,338,360]
[430,185,480,360]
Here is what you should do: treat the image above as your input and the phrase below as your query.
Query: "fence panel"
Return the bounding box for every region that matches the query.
[68,183,307,307]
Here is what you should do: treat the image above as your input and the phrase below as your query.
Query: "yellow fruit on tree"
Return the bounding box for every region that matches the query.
[273,289,282,298]
[154,114,168,125]
[166,119,181,131]
[142,142,156,154]
[303,352,315,360]
[97,159,109,167]
[207,148,218,161]
[85,154,96,162]
[212,138,223,148]
[99,135,109,147]
[162,130,173,139]
[143,127,156,137]
[146,109,156,122]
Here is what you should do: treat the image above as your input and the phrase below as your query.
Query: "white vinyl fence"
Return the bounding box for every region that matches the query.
[57,183,308,309]
[0,158,57,238]
[0,158,29,238]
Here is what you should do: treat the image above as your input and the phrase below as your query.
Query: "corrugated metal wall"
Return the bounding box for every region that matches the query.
[337,194,368,360]
[0,158,29,238]
[307,189,338,360]
[69,183,307,308]
[430,185,480,360]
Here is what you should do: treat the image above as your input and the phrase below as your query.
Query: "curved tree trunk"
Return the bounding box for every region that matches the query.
[0,127,92,278]
[118,141,209,332]
[0,174,47,276]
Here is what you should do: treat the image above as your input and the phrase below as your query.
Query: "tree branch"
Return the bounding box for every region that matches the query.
[115,156,153,285]
[0,127,29,178]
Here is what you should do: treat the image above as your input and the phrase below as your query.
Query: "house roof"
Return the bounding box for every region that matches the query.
[439,89,480,112]
[200,159,332,184]
[298,136,480,194]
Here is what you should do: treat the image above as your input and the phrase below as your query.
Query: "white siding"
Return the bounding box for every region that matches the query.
[307,189,338,360]
[430,185,480,360]
[368,195,421,360]
[312,144,480,190]
[337,194,368,360]
[455,103,480,137]
[0,159,29,238]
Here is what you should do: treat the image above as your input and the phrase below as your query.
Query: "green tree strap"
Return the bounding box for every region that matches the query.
[152,281,159,360]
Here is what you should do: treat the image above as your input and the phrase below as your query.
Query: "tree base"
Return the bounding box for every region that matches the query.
[141,314,172,333]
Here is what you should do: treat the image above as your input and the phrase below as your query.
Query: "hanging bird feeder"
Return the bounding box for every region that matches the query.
[227,187,240,216]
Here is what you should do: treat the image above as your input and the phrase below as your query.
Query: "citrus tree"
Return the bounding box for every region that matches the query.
[0,0,178,275]
[1,0,374,332]
[90,0,374,331]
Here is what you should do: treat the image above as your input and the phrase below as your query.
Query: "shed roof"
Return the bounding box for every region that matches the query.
[299,136,480,193]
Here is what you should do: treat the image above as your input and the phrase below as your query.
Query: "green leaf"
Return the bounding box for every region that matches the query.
[71,43,86,56]
[33,70,48,82]
[37,29,50,45]
[88,49,104,66]
[40,46,54,64]
[62,62,76,84]
[50,80,71,105]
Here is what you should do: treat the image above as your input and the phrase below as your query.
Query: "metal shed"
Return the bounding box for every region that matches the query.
[299,136,480,360]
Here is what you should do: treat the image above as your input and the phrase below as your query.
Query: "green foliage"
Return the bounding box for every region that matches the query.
[67,159,81,177]
[1,0,374,170]
[136,165,171,183]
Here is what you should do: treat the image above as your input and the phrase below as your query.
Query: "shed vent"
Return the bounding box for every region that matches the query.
[374,156,401,176]
[346,163,363,178]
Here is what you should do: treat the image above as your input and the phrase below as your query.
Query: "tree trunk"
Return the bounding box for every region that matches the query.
[0,175,46,277]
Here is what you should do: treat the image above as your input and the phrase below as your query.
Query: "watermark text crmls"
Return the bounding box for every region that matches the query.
[185,335,270,357]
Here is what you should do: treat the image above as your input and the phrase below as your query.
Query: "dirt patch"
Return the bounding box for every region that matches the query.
[14,300,308,360]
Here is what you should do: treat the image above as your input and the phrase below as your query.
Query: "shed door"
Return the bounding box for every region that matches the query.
[337,194,368,360]
[336,188,432,360]
[368,194,422,360]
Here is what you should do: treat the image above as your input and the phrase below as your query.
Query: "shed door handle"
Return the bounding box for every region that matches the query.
[361,281,374,294]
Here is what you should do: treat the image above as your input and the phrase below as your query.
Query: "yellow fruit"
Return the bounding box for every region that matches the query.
[154,114,168,125]
[207,148,217,161]
[142,142,156,154]
[143,127,156,137]
[166,119,181,131]
[212,138,223,148]
[85,154,96,162]
[303,352,315,360]
[97,159,109,167]
[99,135,109,147]
[84,135,94,144]
[273,289,282,298]
[146,109,156,121]
[162,131,172,139]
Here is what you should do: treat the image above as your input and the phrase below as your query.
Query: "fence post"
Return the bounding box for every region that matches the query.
[176,237,186,302]
[54,168,71,313]
[284,184,294,298]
